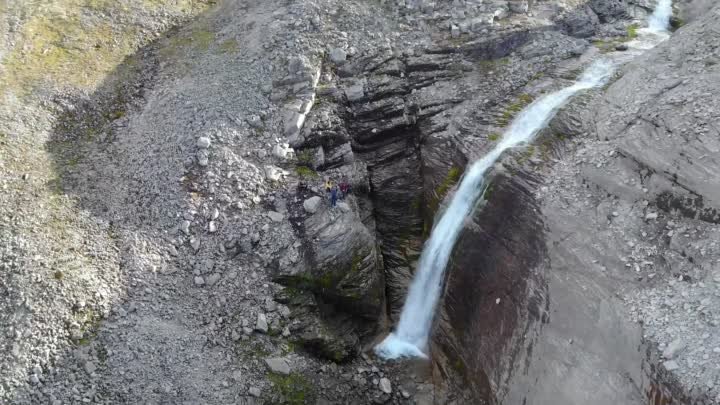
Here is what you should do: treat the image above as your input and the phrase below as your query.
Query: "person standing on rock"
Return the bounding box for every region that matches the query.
[339,179,351,199]
[325,178,332,193]
[330,184,338,207]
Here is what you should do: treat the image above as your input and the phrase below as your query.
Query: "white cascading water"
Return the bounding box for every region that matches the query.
[374,60,615,359]
[374,0,674,360]
[648,0,673,33]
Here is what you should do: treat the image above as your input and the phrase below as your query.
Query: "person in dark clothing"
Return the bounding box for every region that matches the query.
[330,185,338,207]
[339,179,351,200]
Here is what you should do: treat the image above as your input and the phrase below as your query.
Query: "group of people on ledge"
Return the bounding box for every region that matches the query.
[324,178,352,207]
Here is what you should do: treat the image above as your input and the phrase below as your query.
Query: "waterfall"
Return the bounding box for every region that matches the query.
[648,0,673,33]
[374,60,616,359]
[374,0,674,361]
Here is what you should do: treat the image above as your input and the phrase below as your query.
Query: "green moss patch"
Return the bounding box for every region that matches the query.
[424,166,463,236]
[268,373,316,405]
[626,24,639,40]
[295,166,318,178]
[477,57,510,71]
[218,38,239,53]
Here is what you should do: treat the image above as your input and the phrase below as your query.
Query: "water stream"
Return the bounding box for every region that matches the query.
[375,2,673,360]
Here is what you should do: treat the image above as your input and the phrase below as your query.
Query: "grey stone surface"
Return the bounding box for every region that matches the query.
[264,357,291,375]
[303,196,322,213]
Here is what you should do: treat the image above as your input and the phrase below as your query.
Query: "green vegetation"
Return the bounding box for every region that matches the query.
[74,307,102,345]
[498,94,534,126]
[435,167,462,201]
[488,133,500,142]
[240,340,271,359]
[219,38,239,53]
[626,24,639,40]
[350,252,364,273]
[424,167,463,237]
[268,372,316,405]
[191,29,214,50]
[592,24,640,54]
[0,0,214,95]
[295,149,314,166]
[478,57,510,70]
[295,166,318,178]
[282,271,336,292]
[281,341,297,356]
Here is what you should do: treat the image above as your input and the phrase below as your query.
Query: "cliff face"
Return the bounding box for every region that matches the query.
[434,163,549,404]
[430,2,720,404]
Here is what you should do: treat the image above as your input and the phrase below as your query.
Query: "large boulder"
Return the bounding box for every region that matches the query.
[560,6,600,38]
[588,0,628,22]
[272,197,385,360]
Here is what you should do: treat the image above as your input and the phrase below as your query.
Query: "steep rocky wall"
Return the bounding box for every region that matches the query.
[433,160,549,404]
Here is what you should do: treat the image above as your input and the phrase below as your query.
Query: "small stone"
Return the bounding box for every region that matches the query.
[329,47,347,64]
[663,339,685,359]
[197,150,209,167]
[197,137,211,149]
[272,143,294,160]
[303,196,322,214]
[282,327,291,337]
[663,360,679,371]
[268,211,284,222]
[248,387,261,397]
[345,83,365,102]
[84,361,96,375]
[379,377,392,394]
[265,165,287,181]
[190,238,201,252]
[208,221,217,233]
[194,276,205,286]
[645,212,658,220]
[255,313,269,333]
[264,357,291,375]
[206,273,221,286]
[247,115,263,129]
[615,44,629,51]
[29,374,40,385]
[337,202,351,212]
[181,220,191,235]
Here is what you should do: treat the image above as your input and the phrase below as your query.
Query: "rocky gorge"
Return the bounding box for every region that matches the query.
[1,0,720,404]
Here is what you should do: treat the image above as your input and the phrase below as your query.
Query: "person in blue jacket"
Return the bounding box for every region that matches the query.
[330,184,338,207]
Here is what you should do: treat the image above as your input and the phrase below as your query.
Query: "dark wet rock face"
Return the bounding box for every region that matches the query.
[589,0,629,22]
[560,6,601,38]
[433,163,549,404]
[272,190,385,361]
